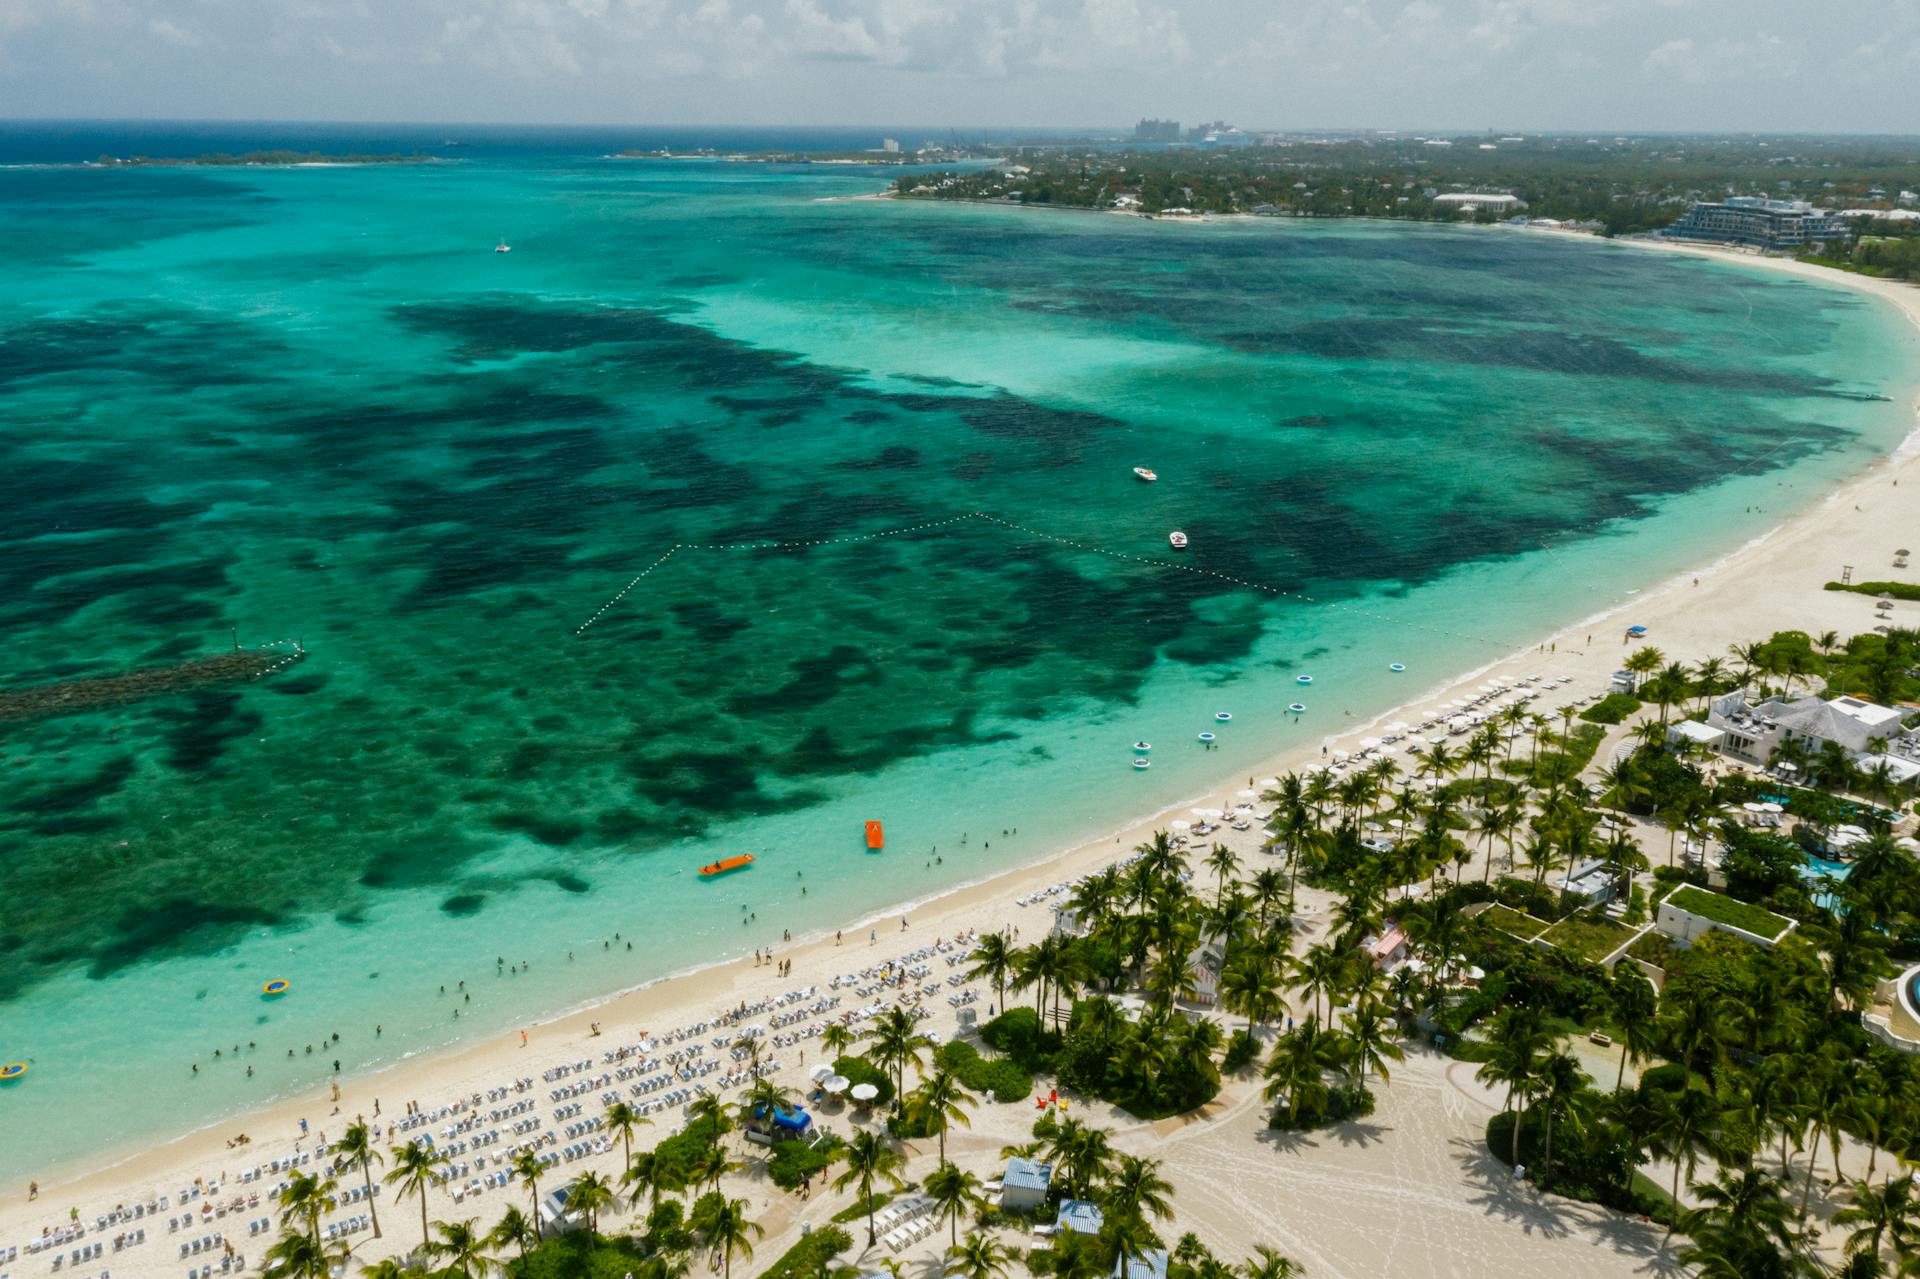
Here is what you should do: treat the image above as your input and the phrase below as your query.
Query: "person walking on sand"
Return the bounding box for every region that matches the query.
[520,1029,528,1047]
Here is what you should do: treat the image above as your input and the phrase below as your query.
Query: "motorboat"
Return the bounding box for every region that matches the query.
[495,237,512,254]
[1168,531,1188,549]
[1133,467,1158,482]
[699,854,756,877]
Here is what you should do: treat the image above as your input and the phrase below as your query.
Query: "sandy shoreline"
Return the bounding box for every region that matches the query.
[5,239,1919,1277]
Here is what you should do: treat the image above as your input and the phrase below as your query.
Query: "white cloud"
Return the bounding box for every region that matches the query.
[0,0,1916,130]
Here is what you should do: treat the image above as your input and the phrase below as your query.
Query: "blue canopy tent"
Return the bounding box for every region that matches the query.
[753,1104,813,1135]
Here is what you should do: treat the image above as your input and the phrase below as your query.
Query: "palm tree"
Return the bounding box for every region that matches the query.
[1676,1168,1802,1275]
[1238,1246,1303,1279]
[1532,1050,1589,1190]
[1342,999,1404,1088]
[1219,953,1285,1040]
[821,1022,855,1059]
[1205,843,1241,897]
[947,1232,1014,1279]
[1263,1016,1337,1127]
[832,1129,905,1247]
[1295,942,1348,1022]
[509,1148,547,1238]
[967,931,1017,1015]
[866,1005,930,1102]
[426,1218,496,1279]
[1101,1155,1174,1223]
[1834,1176,1920,1269]
[603,1101,650,1169]
[276,1171,338,1252]
[384,1142,447,1252]
[330,1122,384,1240]
[565,1170,618,1236]
[1609,968,1659,1090]
[1650,1083,1722,1237]
[691,1194,762,1279]
[1476,1006,1549,1164]
[262,1227,346,1279]
[923,1163,983,1247]
[689,1143,739,1196]
[487,1206,538,1260]
[908,1068,977,1166]
[1044,1116,1114,1200]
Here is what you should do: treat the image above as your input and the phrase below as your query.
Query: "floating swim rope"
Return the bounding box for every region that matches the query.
[574,510,1522,650]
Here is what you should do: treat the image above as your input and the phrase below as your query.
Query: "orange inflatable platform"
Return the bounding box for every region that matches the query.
[864,820,884,850]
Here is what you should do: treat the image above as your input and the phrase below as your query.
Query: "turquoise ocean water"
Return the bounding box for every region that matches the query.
[1,126,1915,1176]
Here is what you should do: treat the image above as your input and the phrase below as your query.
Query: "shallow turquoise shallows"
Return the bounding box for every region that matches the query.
[1,136,1915,1176]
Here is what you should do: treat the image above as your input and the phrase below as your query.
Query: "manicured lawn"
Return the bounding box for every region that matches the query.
[1667,885,1792,940]
[1479,903,1550,940]
[1540,914,1640,963]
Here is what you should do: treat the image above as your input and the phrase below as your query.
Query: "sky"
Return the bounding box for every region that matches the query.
[3,0,1919,132]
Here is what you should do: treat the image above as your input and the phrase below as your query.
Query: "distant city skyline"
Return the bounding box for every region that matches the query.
[2,0,1918,133]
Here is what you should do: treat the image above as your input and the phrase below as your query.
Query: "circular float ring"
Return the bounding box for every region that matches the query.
[262,979,291,997]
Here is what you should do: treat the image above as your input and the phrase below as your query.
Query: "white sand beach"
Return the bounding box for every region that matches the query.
[4,251,1918,1279]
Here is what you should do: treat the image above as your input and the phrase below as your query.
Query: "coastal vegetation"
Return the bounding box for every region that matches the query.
[230,623,1920,1279]
[889,134,1920,235]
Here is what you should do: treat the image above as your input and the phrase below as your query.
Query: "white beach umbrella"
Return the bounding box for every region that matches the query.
[823,1075,850,1094]
[1359,737,1382,748]
[1237,787,1258,799]
[849,1083,879,1102]
[1199,807,1225,819]
[1257,777,1280,787]
[1170,820,1192,832]
[810,1064,834,1082]
[1743,802,1765,813]
[1387,819,1405,829]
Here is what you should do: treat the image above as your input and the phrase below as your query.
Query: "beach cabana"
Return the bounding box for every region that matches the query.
[1115,1250,1170,1279]
[1001,1157,1052,1210]
[1056,1200,1105,1236]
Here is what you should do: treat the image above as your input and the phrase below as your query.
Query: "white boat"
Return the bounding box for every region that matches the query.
[495,237,512,254]
[1133,467,1157,482]
[1168,531,1188,549]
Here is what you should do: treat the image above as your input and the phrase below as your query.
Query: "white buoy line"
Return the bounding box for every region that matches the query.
[571,509,1514,649]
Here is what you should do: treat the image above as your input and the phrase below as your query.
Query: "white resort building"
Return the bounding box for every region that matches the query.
[1700,690,1912,772]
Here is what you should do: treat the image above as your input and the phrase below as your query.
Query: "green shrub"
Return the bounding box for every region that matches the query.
[1222,1029,1261,1073]
[981,1007,1062,1072]
[506,1232,657,1279]
[1485,1110,1676,1226]
[1826,579,1920,601]
[1269,1082,1374,1131]
[766,1132,844,1190]
[1580,692,1641,724]
[756,1225,852,1279]
[935,1039,1033,1102]
[831,1055,892,1106]
[649,1114,724,1188]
